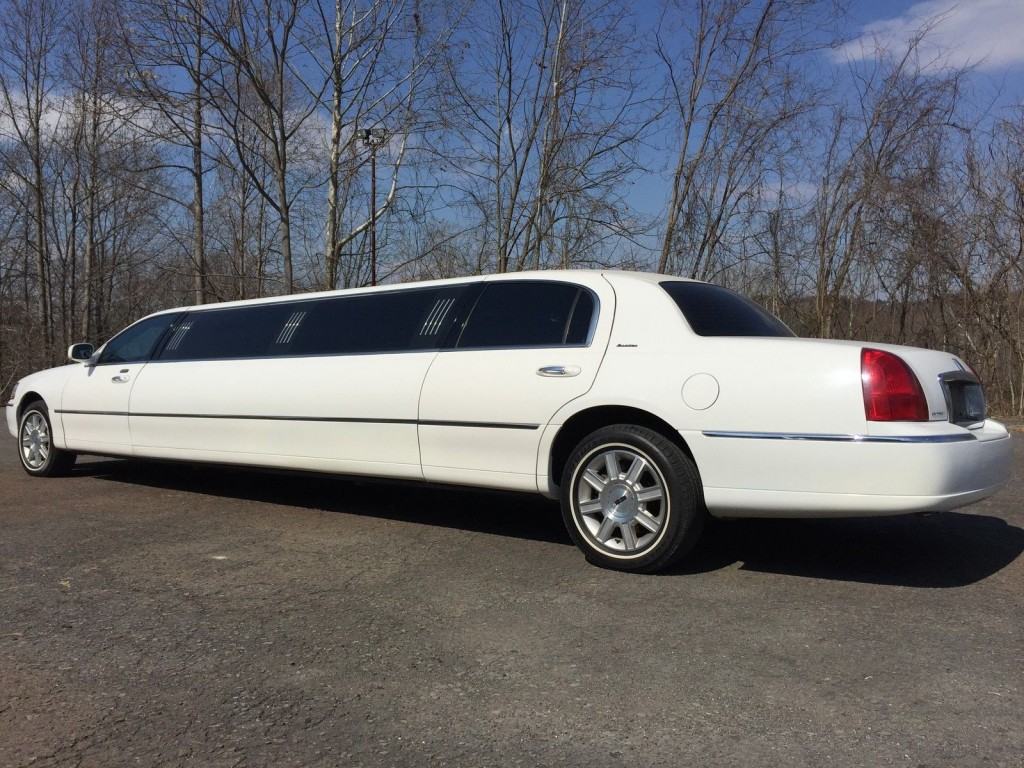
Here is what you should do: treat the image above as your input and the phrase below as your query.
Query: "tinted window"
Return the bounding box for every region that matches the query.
[159,303,300,361]
[157,288,466,361]
[288,287,466,356]
[98,313,178,364]
[661,281,794,337]
[457,282,595,349]
[565,289,595,345]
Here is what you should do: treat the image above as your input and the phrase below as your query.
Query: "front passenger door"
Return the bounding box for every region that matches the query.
[60,313,179,453]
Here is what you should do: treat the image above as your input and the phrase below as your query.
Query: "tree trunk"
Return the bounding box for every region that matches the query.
[191,0,206,305]
[30,95,51,356]
[324,0,344,290]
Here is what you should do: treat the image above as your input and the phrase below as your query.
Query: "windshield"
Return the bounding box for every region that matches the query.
[661,281,794,338]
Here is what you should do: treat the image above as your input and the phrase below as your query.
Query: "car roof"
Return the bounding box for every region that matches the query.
[146,269,700,318]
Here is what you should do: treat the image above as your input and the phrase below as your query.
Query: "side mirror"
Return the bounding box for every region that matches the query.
[67,343,95,364]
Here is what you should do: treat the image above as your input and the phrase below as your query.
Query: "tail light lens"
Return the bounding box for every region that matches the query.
[861,348,929,421]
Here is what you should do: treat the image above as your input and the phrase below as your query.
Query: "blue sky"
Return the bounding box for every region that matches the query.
[625,0,1024,222]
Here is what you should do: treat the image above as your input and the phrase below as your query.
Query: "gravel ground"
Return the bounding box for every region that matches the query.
[1,417,1021,767]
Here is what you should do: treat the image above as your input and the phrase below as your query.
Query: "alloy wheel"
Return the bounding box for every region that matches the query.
[20,411,50,470]
[573,445,669,555]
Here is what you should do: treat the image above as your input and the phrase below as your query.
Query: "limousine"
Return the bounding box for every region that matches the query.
[6,270,1013,571]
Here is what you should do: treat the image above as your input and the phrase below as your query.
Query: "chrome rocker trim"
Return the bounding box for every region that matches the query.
[701,430,978,444]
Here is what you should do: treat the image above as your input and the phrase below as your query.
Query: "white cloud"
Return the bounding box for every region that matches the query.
[834,0,1024,72]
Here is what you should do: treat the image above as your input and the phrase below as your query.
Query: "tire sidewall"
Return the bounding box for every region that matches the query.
[560,425,703,572]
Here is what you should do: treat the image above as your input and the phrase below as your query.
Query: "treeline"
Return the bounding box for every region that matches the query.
[1,0,1023,415]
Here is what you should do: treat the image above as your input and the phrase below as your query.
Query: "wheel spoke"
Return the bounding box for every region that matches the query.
[603,451,620,481]
[625,455,646,484]
[619,522,638,550]
[636,487,663,504]
[635,510,662,534]
[596,516,617,543]
[582,469,607,492]
[578,499,603,516]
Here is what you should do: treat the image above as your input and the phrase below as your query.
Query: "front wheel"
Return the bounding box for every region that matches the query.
[18,400,77,477]
[560,424,705,573]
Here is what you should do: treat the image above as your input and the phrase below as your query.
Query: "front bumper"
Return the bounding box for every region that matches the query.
[687,419,1013,518]
[5,403,16,438]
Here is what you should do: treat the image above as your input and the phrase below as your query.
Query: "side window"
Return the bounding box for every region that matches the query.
[456,282,595,349]
[97,313,178,365]
[159,303,300,361]
[565,289,595,345]
[288,287,466,356]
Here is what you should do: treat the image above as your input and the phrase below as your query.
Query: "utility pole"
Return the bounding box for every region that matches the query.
[360,126,388,286]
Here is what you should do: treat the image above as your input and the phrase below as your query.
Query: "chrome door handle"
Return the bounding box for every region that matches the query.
[111,370,131,383]
[537,365,581,378]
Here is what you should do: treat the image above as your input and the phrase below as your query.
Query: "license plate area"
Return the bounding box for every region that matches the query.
[941,374,986,426]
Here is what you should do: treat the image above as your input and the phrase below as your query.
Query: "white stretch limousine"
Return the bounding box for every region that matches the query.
[7,271,1013,571]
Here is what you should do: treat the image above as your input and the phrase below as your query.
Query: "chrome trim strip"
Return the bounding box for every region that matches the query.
[54,409,539,430]
[701,430,977,444]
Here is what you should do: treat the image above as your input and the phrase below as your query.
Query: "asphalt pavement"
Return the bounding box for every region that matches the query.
[1,418,1022,767]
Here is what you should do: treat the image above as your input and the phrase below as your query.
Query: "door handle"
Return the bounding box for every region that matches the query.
[537,365,581,378]
[111,369,130,383]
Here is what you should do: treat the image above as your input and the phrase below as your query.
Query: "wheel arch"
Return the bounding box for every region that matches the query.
[17,391,45,420]
[547,405,696,491]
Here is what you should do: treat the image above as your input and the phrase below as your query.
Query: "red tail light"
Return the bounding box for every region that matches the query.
[861,348,928,421]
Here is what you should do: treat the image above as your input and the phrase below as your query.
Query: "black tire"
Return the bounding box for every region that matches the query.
[560,424,705,573]
[17,400,77,477]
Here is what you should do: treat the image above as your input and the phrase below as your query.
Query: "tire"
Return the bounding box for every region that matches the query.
[560,424,705,573]
[17,400,77,477]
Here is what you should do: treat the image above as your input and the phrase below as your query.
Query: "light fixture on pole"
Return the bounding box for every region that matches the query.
[360,126,388,286]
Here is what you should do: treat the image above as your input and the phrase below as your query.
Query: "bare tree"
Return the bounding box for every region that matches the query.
[435,0,649,274]
[200,0,330,293]
[806,38,964,337]
[0,0,66,356]
[123,0,213,305]
[655,0,831,278]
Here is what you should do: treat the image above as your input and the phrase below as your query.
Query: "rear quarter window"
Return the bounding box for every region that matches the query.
[661,281,794,337]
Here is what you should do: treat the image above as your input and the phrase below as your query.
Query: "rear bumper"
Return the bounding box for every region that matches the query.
[687,420,1013,518]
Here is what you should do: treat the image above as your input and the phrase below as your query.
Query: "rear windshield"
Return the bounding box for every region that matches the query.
[661,281,794,337]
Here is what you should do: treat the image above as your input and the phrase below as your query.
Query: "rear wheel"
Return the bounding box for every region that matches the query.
[18,400,76,477]
[560,424,705,573]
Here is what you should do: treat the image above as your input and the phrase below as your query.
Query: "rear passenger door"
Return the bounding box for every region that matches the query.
[129,286,466,479]
[418,278,613,492]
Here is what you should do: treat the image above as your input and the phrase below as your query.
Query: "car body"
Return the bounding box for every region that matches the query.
[7,270,1013,571]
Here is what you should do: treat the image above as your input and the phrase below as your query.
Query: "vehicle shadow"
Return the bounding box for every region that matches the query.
[77,457,572,545]
[676,513,1024,587]
[78,458,1023,588]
